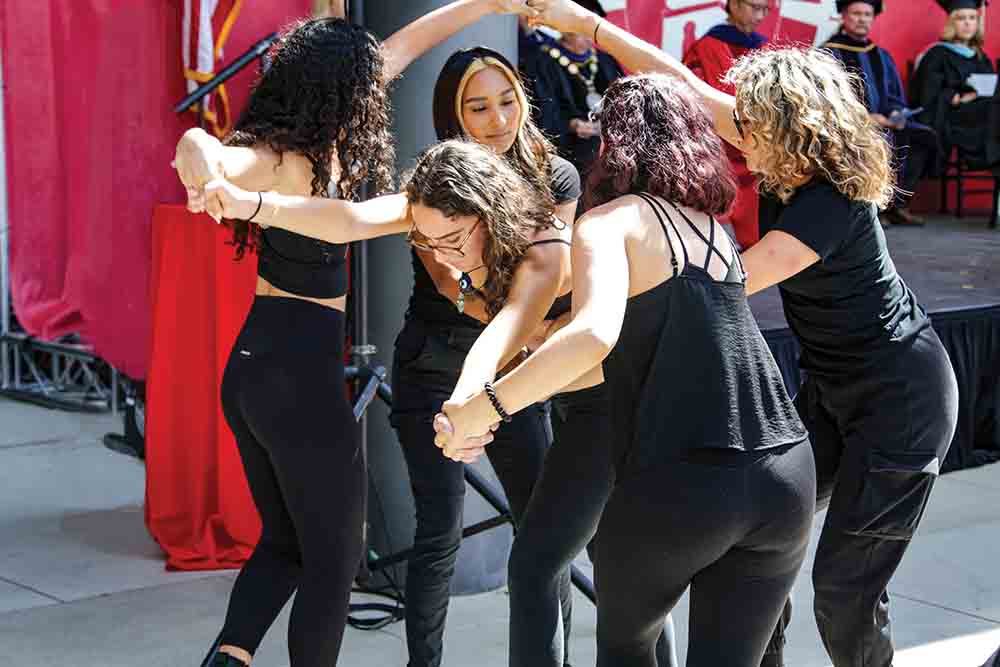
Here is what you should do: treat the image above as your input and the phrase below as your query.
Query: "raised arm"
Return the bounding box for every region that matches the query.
[382,0,537,81]
[437,205,630,456]
[200,177,411,244]
[528,0,743,148]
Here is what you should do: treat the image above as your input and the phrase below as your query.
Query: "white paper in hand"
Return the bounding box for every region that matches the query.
[967,73,998,98]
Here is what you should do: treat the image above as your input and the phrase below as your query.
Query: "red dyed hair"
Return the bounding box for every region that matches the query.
[585,74,737,216]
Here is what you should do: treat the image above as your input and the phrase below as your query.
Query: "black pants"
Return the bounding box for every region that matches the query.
[218,298,363,667]
[763,327,959,667]
[508,384,678,667]
[391,317,555,667]
[595,441,816,667]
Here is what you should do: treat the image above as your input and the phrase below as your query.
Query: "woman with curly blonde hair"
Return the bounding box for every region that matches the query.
[513,2,959,666]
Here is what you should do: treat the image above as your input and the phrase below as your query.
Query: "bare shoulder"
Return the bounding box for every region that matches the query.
[574,195,644,239]
[226,145,317,196]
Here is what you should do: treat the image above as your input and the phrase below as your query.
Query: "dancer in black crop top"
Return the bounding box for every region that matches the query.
[171,5,543,666]
[435,73,816,667]
[521,6,960,665]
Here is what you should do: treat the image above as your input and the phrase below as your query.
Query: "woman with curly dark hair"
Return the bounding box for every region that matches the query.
[172,5,537,666]
[433,73,817,667]
[193,138,566,664]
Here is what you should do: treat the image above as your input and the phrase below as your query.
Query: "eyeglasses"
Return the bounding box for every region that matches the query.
[407,218,482,258]
[736,0,771,15]
[732,108,746,141]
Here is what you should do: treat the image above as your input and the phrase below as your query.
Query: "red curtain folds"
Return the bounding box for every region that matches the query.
[146,205,259,570]
[0,0,311,378]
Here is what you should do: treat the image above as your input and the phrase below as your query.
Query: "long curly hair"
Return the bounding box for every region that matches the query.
[432,47,557,216]
[226,17,394,257]
[724,47,895,206]
[585,74,737,213]
[402,140,556,319]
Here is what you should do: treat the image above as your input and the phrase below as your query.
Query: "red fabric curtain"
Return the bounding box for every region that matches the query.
[146,205,259,570]
[0,1,311,379]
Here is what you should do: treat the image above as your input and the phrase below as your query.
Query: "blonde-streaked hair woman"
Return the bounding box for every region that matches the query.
[501,2,960,666]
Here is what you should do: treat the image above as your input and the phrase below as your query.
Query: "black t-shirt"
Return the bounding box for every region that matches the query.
[407,155,581,328]
[772,180,930,377]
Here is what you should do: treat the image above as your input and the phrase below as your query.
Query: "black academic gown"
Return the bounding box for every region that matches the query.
[910,44,999,167]
[526,39,624,177]
[824,32,938,198]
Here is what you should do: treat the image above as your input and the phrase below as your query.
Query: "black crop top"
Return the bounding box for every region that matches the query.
[256,227,349,299]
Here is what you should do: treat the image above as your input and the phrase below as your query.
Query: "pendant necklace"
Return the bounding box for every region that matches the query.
[456,265,485,314]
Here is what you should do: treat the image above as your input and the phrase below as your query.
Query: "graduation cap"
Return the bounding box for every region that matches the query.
[572,0,607,18]
[936,0,987,11]
[836,0,883,14]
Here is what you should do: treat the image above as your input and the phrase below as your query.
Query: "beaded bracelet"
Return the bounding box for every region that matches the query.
[484,382,512,423]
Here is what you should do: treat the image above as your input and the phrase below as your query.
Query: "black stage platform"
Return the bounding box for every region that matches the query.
[751,215,1000,472]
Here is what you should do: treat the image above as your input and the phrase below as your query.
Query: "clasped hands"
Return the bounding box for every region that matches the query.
[171,132,260,223]
[501,0,585,31]
[433,398,500,465]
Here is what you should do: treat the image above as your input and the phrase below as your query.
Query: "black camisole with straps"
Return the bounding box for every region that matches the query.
[602,193,807,478]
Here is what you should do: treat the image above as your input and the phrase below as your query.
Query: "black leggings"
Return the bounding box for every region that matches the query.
[218,297,363,667]
[596,443,816,667]
[508,384,678,667]
[391,317,555,667]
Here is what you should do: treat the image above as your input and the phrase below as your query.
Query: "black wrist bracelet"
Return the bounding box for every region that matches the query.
[484,382,512,423]
[246,191,263,223]
[593,19,603,47]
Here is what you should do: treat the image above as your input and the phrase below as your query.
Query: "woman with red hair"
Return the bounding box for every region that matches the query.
[434,72,816,667]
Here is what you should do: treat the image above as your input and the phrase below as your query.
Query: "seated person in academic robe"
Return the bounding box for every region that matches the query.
[825,0,938,226]
[682,0,769,249]
[524,0,624,179]
[911,0,1000,171]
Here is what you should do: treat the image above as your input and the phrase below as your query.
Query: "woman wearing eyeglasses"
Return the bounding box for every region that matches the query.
[517,3,960,667]
[395,45,677,667]
[390,47,603,667]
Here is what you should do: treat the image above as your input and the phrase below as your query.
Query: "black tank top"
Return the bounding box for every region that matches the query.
[603,194,807,477]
